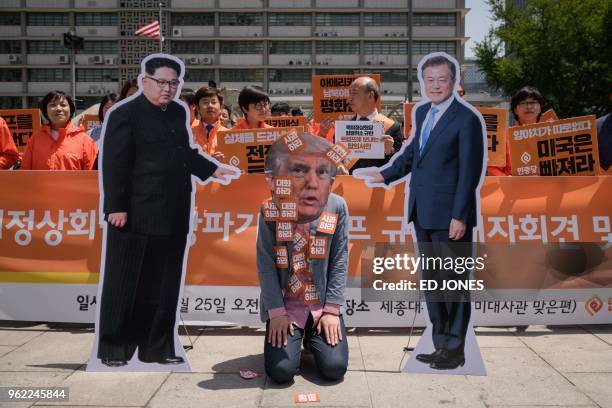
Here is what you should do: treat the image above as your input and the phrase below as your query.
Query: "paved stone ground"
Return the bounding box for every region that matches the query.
[0,322,610,408]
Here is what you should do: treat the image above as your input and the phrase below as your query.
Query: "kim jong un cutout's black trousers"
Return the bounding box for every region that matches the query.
[97,225,187,362]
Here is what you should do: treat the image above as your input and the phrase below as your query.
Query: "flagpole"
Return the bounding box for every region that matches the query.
[159,2,163,53]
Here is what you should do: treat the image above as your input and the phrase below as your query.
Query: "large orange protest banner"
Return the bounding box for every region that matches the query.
[509,115,600,176]
[0,109,42,153]
[479,107,508,168]
[311,74,381,122]
[0,173,611,287]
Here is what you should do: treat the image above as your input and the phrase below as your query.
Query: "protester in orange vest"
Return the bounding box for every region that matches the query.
[232,86,273,130]
[0,116,19,169]
[488,86,546,176]
[21,91,98,170]
[191,86,227,161]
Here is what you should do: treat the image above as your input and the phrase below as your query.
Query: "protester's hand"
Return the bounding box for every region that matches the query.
[211,165,240,184]
[353,168,384,185]
[108,212,127,228]
[316,313,342,346]
[382,135,395,155]
[268,315,294,348]
[212,151,225,161]
[449,218,466,240]
[318,117,334,137]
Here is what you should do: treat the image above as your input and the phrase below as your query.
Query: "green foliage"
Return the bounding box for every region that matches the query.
[474,0,612,117]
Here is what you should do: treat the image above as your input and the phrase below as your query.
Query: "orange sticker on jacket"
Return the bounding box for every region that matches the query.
[287,273,305,297]
[304,283,320,305]
[309,236,328,259]
[316,212,338,234]
[276,221,293,242]
[293,231,309,253]
[292,251,309,274]
[280,129,305,154]
[274,176,292,198]
[262,199,280,221]
[325,142,350,165]
[279,199,298,221]
[274,246,289,268]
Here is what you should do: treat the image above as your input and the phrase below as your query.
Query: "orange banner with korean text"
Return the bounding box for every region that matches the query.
[478,107,508,168]
[509,115,599,176]
[216,126,303,173]
[311,74,382,122]
[79,114,100,131]
[0,109,42,153]
[0,173,611,287]
[264,116,307,129]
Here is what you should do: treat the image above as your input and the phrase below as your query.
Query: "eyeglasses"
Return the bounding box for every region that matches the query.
[146,76,180,89]
[250,101,270,111]
[518,101,540,108]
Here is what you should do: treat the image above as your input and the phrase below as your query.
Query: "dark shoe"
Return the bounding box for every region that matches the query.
[101,358,128,367]
[140,356,185,365]
[429,350,465,370]
[415,348,445,364]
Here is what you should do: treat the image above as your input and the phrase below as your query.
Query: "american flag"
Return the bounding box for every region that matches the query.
[135,19,161,40]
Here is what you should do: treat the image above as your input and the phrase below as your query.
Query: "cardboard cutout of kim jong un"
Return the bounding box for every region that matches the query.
[87,54,240,372]
[354,52,487,375]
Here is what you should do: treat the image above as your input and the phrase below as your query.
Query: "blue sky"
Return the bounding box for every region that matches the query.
[465,0,494,58]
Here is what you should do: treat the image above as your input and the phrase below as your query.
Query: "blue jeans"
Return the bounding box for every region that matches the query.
[264,314,348,383]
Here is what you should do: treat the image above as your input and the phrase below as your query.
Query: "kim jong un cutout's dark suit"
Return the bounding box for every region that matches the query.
[97,93,218,363]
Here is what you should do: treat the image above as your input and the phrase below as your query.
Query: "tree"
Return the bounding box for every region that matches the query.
[474,0,612,118]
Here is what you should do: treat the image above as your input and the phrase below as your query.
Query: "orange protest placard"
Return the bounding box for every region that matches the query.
[0,109,41,152]
[509,115,599,176]
[477,107,508,168]
[540,109,559,122]
[403,102,415,140]
[216,126,303,173]
[80,114,100,131]
[264,116,307,129]
[311,74,382,122]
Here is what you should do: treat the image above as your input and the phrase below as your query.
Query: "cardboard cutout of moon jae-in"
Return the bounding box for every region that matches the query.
[87,53,239,372]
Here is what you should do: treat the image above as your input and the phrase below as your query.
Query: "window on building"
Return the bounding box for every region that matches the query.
[75,13,118,26]
[363,13,408,26]
[220,41,263,54]
[184,69,215,82]
[27,13,69,26]
[268,69,310,82]
[413,13,456,26]
[171,13,214,26]
[0,96,22,109]
[76,69,118,82]
[315,41,359,54]
[315,13,359,26]
[28,69,71,82]
[268,13,311,26]
[413,41,456,54]
[0,12,20,25]
[364,42,408,54]
[0,69,21,82]
[170,41,215,54]
[367,69,409,82]
[0,41,21,54]
[81,41,119,54]
[28,41,65,54]
[315,68,360,75]
[219,13,263,26]
[269,41,311,54]
[220,69,263,83]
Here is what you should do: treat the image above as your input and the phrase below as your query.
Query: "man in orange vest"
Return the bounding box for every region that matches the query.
[346,77,403,173]
[191,86,227,161]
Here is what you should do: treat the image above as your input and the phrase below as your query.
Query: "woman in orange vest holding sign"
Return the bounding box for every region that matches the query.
[232,86,274,130]
[190,86,228,161]
[488,86,546,176]
[21,91,98,170]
